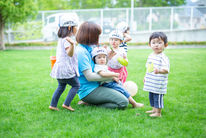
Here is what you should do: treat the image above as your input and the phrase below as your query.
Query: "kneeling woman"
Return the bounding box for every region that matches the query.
[76,21,129,109]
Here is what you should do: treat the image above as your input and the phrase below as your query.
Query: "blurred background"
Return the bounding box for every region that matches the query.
[2,0,206,44]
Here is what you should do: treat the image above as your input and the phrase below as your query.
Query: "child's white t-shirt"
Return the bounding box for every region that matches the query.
[107,47,127,69]
[94,64,112,84]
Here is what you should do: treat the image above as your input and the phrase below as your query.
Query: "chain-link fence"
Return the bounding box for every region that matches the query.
[4,6,206,43]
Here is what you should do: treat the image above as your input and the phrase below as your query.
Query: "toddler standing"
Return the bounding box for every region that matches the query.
[49,14,80,111]
[143,32,170,117]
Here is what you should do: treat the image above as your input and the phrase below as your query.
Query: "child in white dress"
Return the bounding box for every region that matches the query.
[49,14,80,111]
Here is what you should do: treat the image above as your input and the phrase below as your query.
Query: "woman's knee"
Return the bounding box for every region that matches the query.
[118,98,129,109]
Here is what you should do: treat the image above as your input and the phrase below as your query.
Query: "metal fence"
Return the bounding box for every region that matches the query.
[4,6,206,43]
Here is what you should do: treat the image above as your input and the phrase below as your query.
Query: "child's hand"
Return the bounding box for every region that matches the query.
[66,37,75,46]
[123,55,127,59]
[143,77,145,83]
[108,50,116,60]
[114,73,119,78]
[154,68,159,74]
[103,45,108,49]
[113,77,119,83]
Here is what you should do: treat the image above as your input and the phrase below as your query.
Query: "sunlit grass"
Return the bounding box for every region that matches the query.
[0,48,205,137]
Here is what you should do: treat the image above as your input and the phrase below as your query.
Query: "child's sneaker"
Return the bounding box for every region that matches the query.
[62,104,75,111]
[49,106,59,111]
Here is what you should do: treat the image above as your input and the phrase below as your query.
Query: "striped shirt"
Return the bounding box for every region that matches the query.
[143,52,170,94]
[119,42,127,53]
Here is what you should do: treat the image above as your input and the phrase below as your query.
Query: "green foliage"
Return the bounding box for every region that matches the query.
[37,0,69,10]
[5,41,57,47]
[11,21,43,40]
[0,49,205,137]
[36,0,186,10]
[137,0,186,7]
[0,0,38,24]
[68,0,113,9]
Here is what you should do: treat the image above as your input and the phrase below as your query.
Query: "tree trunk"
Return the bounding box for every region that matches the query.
[0,14,5,50]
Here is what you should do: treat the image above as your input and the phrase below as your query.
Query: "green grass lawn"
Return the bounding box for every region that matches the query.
[0,48,206,137]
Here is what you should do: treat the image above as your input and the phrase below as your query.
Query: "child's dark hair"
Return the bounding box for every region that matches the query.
[58,26,75,38]
[124,27,130,33]
[149,32,168,45]
[92,55,107,64]
[93,56,97,64]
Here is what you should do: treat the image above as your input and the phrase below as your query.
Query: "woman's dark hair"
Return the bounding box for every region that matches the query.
[76,21,102,45]
[58,26,74,38]
[149,32,168,44]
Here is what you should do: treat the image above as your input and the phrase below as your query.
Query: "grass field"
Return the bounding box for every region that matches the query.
[0,48,206,137]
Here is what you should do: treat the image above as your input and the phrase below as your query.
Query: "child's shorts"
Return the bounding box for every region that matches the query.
[149,92,164,109]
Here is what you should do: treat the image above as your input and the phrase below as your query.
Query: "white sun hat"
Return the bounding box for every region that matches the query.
[116,21,128,33]
[59,13,79,27]
[91,47,107,59]
[109,30,123,41]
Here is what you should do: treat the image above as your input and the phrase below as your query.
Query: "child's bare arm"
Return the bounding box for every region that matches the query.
[123,33,132,42]
[65,37,75,57]
[98,70,119,78]
[154,68,168,74]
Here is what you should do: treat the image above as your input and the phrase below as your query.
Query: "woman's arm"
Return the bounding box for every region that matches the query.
[83,69,113,82]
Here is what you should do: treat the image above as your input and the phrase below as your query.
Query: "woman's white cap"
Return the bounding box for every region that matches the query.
[91,47,107,59]
[59,13,79,27]
[116,21,128,33]
[109,30,123,41]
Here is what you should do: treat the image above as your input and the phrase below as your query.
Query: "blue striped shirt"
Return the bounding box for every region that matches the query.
[119,42,127,53]
[143,52,170,94]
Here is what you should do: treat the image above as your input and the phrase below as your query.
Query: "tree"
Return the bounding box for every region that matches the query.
[37,0,69,11]
[113,0,186,8]
[137,0,186,7]
[0,0,37,50]
[37,0,114,10]
[37,0,186,11]
[67,0,113,9]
